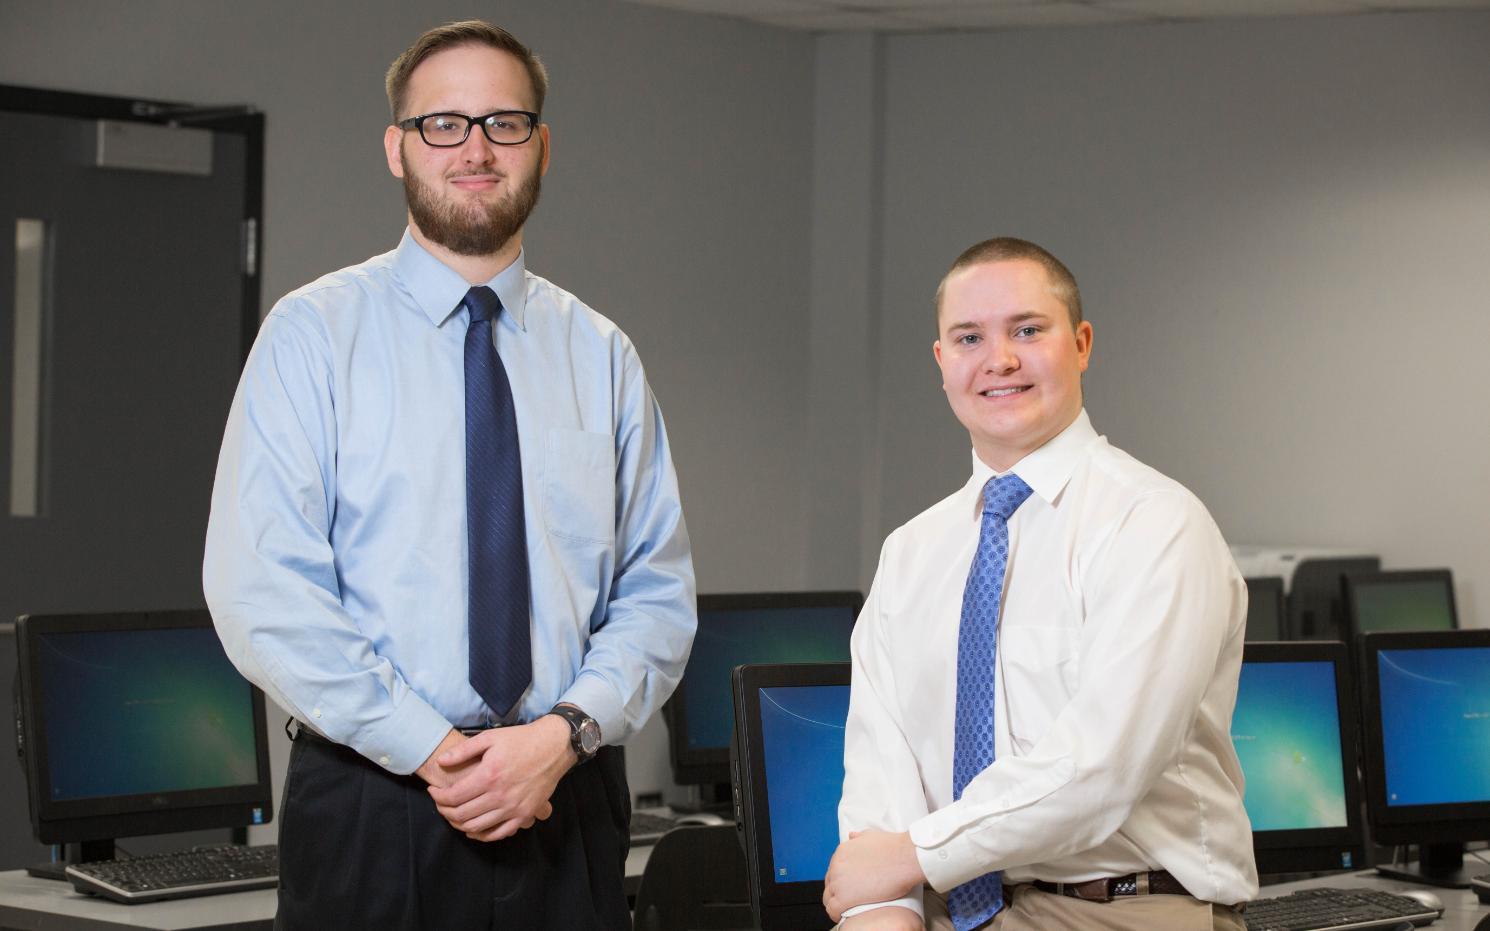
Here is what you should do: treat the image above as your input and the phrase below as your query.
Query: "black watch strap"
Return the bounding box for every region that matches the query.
[549,704,601,763]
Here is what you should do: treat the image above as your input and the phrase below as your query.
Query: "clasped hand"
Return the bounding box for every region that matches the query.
[417,717,573,842]
[823,829,926,923]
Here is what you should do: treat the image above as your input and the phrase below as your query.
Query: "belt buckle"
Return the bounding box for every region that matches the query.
[1066,878,1114,903]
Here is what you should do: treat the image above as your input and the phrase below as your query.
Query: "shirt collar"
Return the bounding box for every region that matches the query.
[963,408,1102,519]
[392,228,530,332]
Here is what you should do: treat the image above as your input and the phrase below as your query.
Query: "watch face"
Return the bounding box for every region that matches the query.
[579,722,601,755]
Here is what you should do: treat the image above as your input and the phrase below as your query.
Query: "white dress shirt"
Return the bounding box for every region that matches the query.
[839,410,1258,920]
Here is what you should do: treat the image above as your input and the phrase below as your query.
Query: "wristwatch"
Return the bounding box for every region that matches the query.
[548,704,601,763]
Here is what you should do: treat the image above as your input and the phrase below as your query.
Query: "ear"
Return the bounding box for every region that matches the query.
[537,123,551,177]
[1075,321,1093,373]
[384,124,405,179]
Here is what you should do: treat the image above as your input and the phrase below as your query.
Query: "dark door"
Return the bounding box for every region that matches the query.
[0,91,260,870]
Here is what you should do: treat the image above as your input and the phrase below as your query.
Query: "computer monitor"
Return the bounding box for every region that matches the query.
[664,591,859,803]
[731,662,849,931]
[1358,629,1490,888]
[1244,577,1287,641]
[1288,557,1381,640]
[15,610,274,877]
[1232,641,1364,875]
[1343,570,1457,637]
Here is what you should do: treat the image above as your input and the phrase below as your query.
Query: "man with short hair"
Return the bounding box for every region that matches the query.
[823,238,1256,930]
[204,20,695,928]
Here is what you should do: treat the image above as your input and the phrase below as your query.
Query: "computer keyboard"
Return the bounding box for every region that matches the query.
[64,843,278,904]
[1243,887,1440,931]
[629,809,681,845]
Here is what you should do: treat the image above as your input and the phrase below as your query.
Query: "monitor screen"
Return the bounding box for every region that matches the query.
[665,592,859,791]
[16,610,273,854]
[732,662,849,931]
[1232,641,1363,874]
[1359,629,1490,887]
[1345,570,1457,636]
[1244,577,1286,641]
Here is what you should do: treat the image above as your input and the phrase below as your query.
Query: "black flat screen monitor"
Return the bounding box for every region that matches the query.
[15,610,274,873]
[1232,641,1364,876]
[1358,629,1490,888]
[1287,556,1381,641]
[1244,577,1287,641]
[731,662,849,931]
[664,591,859,799]
[1344,570,1457,636]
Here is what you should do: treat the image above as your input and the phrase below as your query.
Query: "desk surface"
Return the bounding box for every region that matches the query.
[0,870,276,930]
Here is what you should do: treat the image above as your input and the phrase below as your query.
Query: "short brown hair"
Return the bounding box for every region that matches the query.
[385,20,549,121]
[934,237,1083,329]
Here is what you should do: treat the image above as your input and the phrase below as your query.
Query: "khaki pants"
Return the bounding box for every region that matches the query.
[924,884,1246,931]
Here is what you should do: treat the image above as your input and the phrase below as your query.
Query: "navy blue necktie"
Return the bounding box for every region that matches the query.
[947,473,1034,931]
[463,286,530,721]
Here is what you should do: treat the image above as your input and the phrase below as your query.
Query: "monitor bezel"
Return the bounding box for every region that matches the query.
[1342,569,1458,638]
[15,609,275,845]
[1358,628,1490,845]
[665,590,861,789]
[1238,640,1366,875]
[731,661,850,931]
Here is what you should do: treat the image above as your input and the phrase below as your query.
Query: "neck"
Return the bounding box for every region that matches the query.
[408,220,523,285]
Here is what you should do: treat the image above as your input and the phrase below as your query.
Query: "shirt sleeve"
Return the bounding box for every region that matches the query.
[558,346,696,745]
[836,535,932,922]
[203,307,452,774]
[910,490,1242,892]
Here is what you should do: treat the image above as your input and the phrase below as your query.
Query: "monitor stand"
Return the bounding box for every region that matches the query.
[25,839,115,881]
[1374,841,1473,889]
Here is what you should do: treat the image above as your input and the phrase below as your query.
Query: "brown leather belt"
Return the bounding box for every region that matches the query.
[1030,870,1189,902]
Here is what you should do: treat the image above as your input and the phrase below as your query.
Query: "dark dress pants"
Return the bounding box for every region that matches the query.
[275,733,631,930]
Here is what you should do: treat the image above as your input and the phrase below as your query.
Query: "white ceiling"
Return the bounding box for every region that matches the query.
[617,0,1490,32]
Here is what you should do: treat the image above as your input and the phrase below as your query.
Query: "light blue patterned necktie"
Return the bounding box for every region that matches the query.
[947,473,1033,931]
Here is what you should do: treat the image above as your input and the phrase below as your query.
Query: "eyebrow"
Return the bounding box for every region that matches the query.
[943,310,1050,333]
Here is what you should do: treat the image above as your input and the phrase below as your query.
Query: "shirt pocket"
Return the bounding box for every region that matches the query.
[999,623,1080,752]
[542,428,616,544]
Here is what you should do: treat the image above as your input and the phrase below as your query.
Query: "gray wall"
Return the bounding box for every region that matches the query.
[852,11,1490,628]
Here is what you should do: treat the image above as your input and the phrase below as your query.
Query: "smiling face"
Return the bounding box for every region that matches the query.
[934,258,1094,472]
[383,42,549,263]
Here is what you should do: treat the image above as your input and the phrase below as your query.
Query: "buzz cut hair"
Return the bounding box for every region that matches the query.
[934,237,1083,329]
[385,20,549,121]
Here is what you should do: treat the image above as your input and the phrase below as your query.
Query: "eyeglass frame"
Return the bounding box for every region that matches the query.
[395,110,541,147]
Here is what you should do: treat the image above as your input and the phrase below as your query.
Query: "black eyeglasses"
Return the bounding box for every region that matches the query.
[396,110,540,147]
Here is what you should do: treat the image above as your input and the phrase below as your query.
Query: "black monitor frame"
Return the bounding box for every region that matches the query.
[1358,629,1490,888]
[731,661,849,931]
[1342,569,1458,638]
[1287,556,1380,640]
[1243,576,1287,641]
[15,610,274,868]
[664,591,860,796]
[1238,641,1366,876]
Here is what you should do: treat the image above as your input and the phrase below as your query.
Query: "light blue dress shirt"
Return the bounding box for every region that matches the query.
[204,230,696,774]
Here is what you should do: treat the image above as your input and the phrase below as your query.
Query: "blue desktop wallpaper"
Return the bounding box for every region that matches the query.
[39,627,259,800]
[684,607,854,751]
[760,684,850,883]
[1232,661,1349,831]
[1353,580,1456,633]
[1378,647,1490,807]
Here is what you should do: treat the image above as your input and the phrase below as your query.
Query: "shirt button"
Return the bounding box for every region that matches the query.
[379,756,390,766]
[938,850,949,860]
[312,708,322,719]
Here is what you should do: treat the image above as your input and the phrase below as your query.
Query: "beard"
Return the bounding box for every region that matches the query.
[401,150,542,257]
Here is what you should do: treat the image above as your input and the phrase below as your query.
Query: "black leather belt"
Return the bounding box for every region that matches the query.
[1030,870,1189,902]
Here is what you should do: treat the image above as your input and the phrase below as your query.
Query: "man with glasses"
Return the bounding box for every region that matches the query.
[205,20,695,928]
